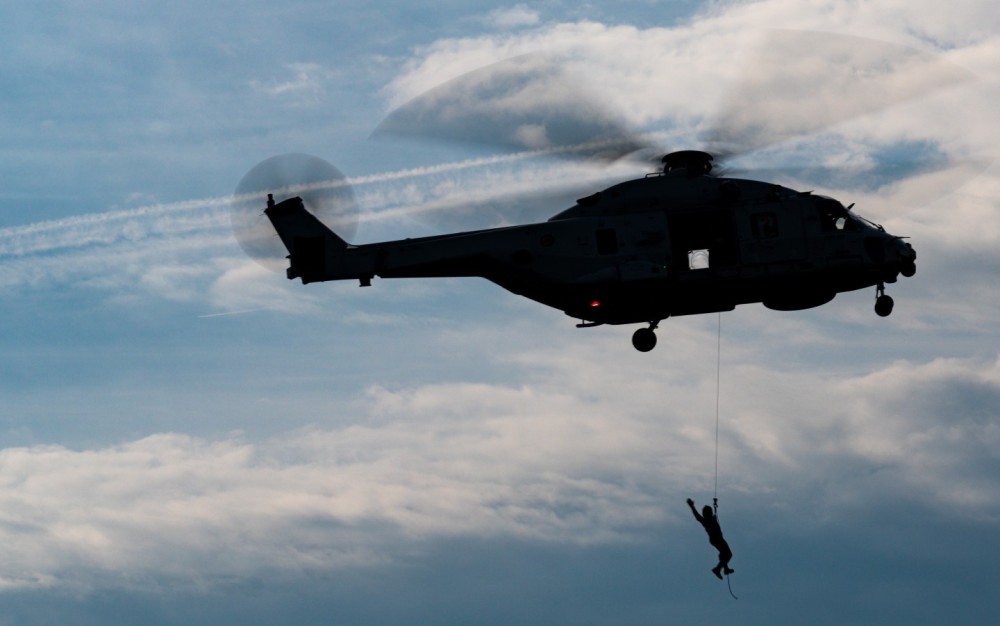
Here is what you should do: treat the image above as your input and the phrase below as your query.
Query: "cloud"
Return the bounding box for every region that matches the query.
[2,3,999,623]
[721,356,1000,512]
[0,150,636,301]
[249,62,327,105]
[1,319,996,593]
[140,264,213,302]
[380,4,999,161]
[0,395,668,590]
[3,4,997,316]
[485,5,540,29]
[208,259,321,314]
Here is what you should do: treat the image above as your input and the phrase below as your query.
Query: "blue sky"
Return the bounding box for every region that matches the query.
[2,1,999,624]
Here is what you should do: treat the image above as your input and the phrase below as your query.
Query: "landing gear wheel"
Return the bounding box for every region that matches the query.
[632,327,657,352]
[874,282,895,317]
[875,294,894,317]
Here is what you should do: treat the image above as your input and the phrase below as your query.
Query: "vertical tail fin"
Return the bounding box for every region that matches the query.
[264,195,348,283]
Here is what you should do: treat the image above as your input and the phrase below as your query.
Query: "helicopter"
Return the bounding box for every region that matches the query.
[232,33,974,351]
[257,148,914,352]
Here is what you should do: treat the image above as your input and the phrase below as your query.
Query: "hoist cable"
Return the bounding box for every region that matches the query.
[713,312,737,601]
[714,312,722,502]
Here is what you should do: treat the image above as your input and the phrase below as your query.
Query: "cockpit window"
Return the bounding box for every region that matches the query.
[816,196,859,232]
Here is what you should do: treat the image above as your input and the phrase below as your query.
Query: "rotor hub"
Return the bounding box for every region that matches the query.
[661,150,714,176]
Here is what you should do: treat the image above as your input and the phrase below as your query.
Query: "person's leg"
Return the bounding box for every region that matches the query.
[719,541,734,574]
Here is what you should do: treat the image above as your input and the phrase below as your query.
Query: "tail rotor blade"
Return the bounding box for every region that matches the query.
[230,154,359,271]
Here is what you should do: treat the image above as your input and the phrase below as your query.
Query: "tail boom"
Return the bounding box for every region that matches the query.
[263,195,519,287]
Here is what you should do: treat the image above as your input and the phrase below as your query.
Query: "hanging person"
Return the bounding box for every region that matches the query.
[686,498,734,579]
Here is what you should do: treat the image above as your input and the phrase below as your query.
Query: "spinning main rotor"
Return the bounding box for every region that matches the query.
[232,31,971,274]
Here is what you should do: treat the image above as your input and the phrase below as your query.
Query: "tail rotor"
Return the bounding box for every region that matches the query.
[230,153,359,271]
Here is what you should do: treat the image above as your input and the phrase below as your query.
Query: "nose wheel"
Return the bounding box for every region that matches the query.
[632,322,660,352]
[875,283,894,317]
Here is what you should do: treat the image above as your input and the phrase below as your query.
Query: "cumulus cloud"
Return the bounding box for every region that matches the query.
[1,323,996,592]
[720,356,1000,515]
[0,387,671,589]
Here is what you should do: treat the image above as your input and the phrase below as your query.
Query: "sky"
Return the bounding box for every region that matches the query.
[1,1,999,624]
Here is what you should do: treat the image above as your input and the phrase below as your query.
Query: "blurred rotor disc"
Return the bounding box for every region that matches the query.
[372,53,651,161]
[230,153,359,271]
[701,30,974,159]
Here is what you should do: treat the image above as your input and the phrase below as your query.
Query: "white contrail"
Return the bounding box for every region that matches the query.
[197,308,267,318]
[0,139,653,259]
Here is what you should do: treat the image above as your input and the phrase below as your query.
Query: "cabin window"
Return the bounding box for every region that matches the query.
[688,249,710,270]
[669,209,737,269]
[751,212,779,239]
[595,228,619,255]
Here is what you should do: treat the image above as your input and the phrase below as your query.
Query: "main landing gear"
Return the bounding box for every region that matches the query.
[632,321,660,352]
[875,282,894,317]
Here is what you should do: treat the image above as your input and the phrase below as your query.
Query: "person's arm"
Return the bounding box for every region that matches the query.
[686,498,703,523]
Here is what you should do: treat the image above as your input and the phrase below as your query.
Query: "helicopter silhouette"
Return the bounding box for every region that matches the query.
[258,149,913,352]
[233,33,970,351]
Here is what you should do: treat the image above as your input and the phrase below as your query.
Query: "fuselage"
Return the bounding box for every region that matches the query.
[315,170,915,325]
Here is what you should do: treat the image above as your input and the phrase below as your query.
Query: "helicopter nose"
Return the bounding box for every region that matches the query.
[902,240,915,261]
[894,238,916,277]
[892,237,915,261]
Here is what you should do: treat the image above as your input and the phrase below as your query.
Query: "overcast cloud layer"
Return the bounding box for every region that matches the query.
[2,1,999,624]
